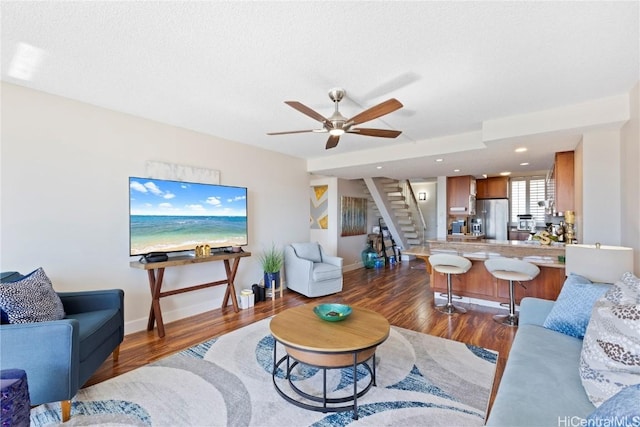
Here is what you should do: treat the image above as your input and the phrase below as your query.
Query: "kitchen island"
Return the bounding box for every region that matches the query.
[404,239,566,308]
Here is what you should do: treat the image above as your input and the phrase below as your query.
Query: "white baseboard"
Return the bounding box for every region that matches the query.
[124,297,228,334]
[343,262,363,272]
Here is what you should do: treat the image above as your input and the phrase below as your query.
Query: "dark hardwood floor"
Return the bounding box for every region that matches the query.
[89,259,516,411]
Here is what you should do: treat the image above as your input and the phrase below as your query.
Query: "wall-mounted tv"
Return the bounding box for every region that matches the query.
[129,177,248,256]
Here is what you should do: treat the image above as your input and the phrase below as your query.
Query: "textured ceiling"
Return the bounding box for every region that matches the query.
[2,1,638,180]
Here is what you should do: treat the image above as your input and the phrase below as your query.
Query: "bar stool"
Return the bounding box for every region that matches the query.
[485,258,540,326]
[428,254,472,315]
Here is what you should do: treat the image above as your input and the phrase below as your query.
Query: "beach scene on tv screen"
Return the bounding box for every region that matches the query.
[129,177,248,255]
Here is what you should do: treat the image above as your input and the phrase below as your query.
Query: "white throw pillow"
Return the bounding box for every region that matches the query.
[579,272,640,406]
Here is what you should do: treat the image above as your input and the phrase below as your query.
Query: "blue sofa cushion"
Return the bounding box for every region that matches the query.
[66,309,121,362]
[0,272,24,324]
[0,268,65,324]
[0,272,24,283]
[486,324,595,426]
[543,273,609,338]
[586,383,640,426]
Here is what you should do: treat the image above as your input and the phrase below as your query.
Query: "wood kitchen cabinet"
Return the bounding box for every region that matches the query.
[476,176,509,199]
[550,151,574,213]
[447,175,476,215]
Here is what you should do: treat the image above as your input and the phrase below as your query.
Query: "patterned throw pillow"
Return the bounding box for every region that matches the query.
[579,272,640,406]
[543,273,610,338]
[0,267,65,323]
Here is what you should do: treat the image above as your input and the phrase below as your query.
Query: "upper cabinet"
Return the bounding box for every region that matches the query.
[447,175,476,215]
[548,151,575,213]
[476,176,509,199]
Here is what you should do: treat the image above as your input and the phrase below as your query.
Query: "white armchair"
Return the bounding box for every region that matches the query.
[284,242,343,297]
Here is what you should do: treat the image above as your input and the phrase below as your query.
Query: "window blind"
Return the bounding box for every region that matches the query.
[510,176,546,222]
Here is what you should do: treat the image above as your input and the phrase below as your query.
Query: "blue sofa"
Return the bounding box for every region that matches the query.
[486,297,595,426]
[0,271,124,422]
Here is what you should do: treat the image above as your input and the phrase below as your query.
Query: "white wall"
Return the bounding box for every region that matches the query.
[410,180,438,241]
[581,130,623,246]
[620,82,640,273]
[0,83,310,333]
[308,176,369,270]
[573,139,584,243]
[337,178,370,270]
[436,176,448,239]
[309,176,338,255]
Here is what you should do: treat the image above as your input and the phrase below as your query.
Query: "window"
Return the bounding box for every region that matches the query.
[510,176,546,222]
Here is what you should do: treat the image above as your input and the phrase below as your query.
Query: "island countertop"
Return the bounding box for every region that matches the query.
[405,239,566,269]
[404,239,568,304]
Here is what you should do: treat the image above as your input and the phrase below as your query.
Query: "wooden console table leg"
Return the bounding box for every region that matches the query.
[221,258,240,312]
[146,268,166,338]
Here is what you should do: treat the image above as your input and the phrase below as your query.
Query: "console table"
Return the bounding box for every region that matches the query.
[130,251,251,338]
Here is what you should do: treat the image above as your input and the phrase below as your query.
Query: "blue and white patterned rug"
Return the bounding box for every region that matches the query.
[30,317,498,426]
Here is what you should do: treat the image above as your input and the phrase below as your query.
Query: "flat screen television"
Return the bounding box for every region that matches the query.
[129,177,248,256]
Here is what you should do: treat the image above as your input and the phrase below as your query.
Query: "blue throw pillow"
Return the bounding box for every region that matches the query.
[586,383,640,426]
[0,267,65,323]
[543,273,609,338]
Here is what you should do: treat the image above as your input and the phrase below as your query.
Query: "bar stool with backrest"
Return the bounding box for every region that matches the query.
[484,258,540,326]
[428,253,472,315]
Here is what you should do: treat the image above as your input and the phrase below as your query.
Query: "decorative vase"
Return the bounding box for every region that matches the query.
[361,242,378,269]
[264,271,281,289]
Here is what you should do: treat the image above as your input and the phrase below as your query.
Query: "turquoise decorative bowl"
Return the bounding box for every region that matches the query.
[313,303,352,322]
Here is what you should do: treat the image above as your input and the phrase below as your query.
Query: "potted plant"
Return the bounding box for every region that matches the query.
[259,243,284,290]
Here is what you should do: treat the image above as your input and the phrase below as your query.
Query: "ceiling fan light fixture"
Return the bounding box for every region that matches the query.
[269,88,403,149]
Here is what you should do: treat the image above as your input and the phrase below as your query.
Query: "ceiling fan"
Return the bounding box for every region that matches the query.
[267,88,403,149]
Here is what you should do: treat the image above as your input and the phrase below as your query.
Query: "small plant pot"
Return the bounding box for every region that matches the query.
[264,271,281,289]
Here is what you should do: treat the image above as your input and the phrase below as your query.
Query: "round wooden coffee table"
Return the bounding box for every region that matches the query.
[269,304,390,419]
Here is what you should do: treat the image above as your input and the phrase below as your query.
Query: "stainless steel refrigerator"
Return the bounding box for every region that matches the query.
[476,199,509,240]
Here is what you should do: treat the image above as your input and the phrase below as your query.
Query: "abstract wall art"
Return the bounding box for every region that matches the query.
[340,196,367,236]
[310,185,328,229]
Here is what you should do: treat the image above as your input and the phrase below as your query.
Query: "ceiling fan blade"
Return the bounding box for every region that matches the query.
[348,98,403,125]
[348,128,402,138]
[284,101,328,124]
[267,129,316,135]
[325,135,340,149]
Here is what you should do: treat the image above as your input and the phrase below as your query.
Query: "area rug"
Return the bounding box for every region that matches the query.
[30,317,498,426]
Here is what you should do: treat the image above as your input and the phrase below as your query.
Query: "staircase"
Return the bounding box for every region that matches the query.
[364,178,426,252]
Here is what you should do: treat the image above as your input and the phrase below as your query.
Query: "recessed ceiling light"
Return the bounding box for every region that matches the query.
[453,169,460,172]
[520,162,529,166]
[435,158,444,162]
[515,147,527,153]
[500,171,511,176]
[376,166,383,169]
